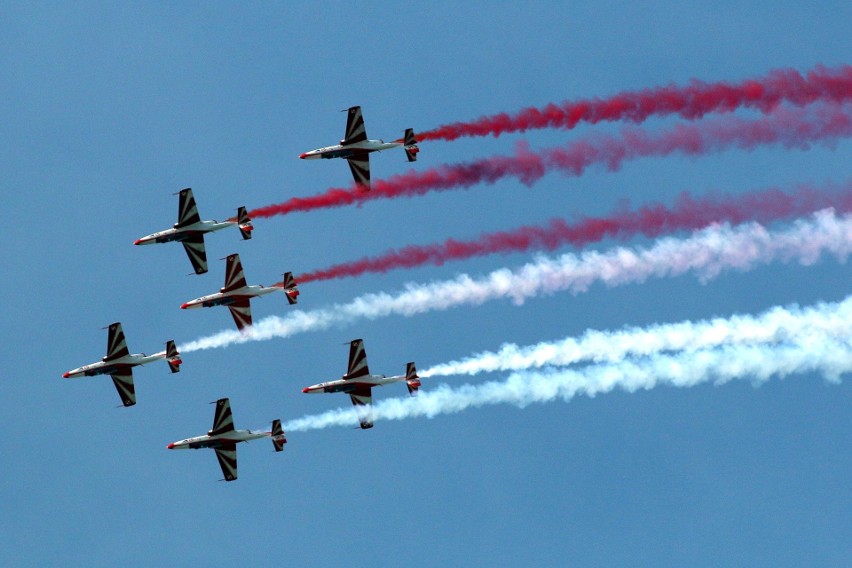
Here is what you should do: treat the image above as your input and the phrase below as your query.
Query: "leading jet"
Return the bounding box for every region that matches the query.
[181,253,299,331]
[134,188,254,275]
[302,338,421,429]
[167,398,287,481]
[299,105,419,189]
[62,322,182,407]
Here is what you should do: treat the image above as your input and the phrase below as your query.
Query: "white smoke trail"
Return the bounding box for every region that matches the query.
[180,210,852,352]
[282,337,852,432]
[422,296,852,377]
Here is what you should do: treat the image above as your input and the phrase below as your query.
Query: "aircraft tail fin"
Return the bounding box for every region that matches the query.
[237,206,254,240]
[166,340,182,373]
[405,361,421,395]
[282,272,299,305]
[403,128,419,162]
[271,419,287,452]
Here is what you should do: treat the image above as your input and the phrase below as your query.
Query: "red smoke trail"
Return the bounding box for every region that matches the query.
[294,182,852,283]
[418,65,852,141]
[250,103,852,219]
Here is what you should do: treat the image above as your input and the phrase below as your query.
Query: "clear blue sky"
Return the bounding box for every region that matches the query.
[2,3,850,566]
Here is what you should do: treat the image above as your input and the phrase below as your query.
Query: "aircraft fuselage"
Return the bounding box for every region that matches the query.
[302,373,408,394]
[299,139,404,160]
[167,428,271,450]
[135,220,236,246]
[181,285,281,310]
[63,351,167,379]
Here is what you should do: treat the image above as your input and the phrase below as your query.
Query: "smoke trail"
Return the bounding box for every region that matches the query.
[250,102,852,219]
[180,210,852,352]
[296,182,852,283]
[417,65,852,141]
[283,338,852,431]
[422,296,852,377]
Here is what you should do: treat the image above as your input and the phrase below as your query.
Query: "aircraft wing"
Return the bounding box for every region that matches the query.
[222,253,248,292]
[209,398,236,436]
[181,234,208,275]
[214,444,238,481]
[348,385,372,407]
[349,385,373,429]
[341,106,367,145]
[345,338,370,379]
[227,299,252,331]
[110,369,136,407]
[104,322,130,362]
[346,155,370,189]
[175,188,202,228]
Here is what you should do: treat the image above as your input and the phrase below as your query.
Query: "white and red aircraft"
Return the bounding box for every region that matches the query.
[299,106,419,189]
[167,398,286,482]
[181,253,299,331]
[134,188,254,275]
[62,322,182,407]
[302,338,421,429]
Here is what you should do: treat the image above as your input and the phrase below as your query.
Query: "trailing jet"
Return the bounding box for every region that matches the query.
[62,322,182,407]
[181,253,299,331]
[167,398,286,482]
[302,338,421,429]
[299,105,419,189]
[134,187,254,275]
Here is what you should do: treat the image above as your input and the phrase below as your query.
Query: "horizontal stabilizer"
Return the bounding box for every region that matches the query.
[271,419,287,452]
[237,206,253,240]
[404,128,419,162]
[166,340,182,373]
[406,361,421,395]
[282,272,299,305]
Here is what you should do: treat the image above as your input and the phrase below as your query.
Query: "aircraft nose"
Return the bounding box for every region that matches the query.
[302,387,311,393]
[167,443,175,449]
[62,371,70,378]
[299,152,308,159]
[180,302,190,309]
[133,238,142,245]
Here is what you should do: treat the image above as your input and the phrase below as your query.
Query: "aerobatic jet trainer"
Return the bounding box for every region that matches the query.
[134,187,254,275]
[181,253,299,331]
[167,398,286,481]
[62,322,182,407]
[302,338,421,429]
[299,105,419,189]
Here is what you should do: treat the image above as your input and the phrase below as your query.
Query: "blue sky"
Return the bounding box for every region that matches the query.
[2,3,850,566]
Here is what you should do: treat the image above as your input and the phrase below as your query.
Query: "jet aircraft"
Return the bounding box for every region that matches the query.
[181,253,299,331]
[299,105,419,189]
[167,398,286,481]
[302,338,421,429]
[135,187,254,275]
[62,322,182,407]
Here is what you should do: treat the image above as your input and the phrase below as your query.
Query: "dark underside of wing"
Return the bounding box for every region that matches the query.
[228,299,252,331]
[182,234,208,274]
[214,444,238,481]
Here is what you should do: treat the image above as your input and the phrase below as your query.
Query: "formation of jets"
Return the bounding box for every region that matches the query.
[65,105,422,480]
[300,105,419,189]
